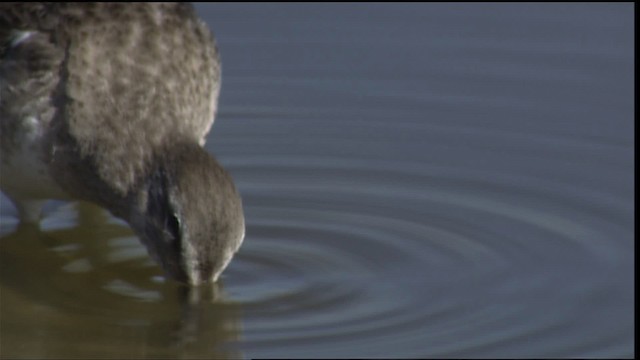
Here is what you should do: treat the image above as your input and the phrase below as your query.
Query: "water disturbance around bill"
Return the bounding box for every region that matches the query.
[0,3,633,358]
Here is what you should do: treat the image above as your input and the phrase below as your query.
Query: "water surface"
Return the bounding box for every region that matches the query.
[0,3,634,358]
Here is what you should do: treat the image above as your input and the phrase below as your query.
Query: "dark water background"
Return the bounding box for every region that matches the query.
[0,3,634,358]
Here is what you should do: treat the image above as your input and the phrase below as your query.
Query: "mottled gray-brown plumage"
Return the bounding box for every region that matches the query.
[0,3,245,285]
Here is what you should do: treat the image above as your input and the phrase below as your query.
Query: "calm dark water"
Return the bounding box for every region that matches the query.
[0,3,634,358]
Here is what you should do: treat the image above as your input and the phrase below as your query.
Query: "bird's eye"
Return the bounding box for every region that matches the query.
[147,167,181,245]
[165,211,181,244]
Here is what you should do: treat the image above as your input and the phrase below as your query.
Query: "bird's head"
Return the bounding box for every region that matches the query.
[129,143,244,285]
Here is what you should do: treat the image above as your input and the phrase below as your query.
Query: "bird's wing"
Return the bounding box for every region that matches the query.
[1,3,221,196]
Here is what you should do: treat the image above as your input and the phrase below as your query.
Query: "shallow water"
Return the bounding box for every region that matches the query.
[0,3,634,358]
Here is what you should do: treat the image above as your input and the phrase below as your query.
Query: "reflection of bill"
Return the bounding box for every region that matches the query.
[174,284,244,358]
[0,201,243,359]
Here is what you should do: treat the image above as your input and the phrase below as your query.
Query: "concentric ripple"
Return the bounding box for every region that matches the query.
[215,149,632,357]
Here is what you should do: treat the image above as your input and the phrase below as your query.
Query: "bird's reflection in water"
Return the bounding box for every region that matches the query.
[173,283,242,357]
[0,201,243,359]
